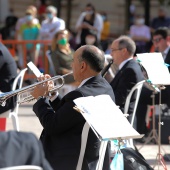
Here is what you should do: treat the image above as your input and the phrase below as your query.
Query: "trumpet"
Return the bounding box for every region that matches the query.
[0,72,73,106]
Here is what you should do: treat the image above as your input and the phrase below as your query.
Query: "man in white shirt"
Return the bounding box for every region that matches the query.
[39,5,65,41]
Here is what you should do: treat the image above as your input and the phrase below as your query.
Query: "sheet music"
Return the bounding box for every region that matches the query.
[137,52,170,85]
[27,62,43,77]
[74,95,143,140]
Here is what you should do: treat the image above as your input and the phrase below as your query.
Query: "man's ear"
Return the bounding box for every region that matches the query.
[80,61,87,72]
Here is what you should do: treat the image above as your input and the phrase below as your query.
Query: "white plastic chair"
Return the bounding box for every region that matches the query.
[0,165,42,170]
[46,50,56,76]
[0,68,27,131]
[124,80,145,147]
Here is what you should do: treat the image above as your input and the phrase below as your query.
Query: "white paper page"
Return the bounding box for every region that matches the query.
[137,53,170,85]
[74,95,142,140]
[27,62,43,77]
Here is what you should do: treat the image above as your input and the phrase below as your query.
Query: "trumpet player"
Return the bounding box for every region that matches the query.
[31,45,115,170]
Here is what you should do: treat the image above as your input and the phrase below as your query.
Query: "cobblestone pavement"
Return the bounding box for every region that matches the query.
[6,102,170,170]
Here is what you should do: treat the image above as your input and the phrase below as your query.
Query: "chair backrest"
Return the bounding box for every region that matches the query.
[0,68,27,119]
[124,80,145,126]
[0,165,43,170]
[12,68,28,113]
[12,68,28,91]
[46,50,56,76]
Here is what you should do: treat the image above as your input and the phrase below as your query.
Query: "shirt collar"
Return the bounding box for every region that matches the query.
[78,76,94,88]
[163,46,170,60]
[119,57,133,70]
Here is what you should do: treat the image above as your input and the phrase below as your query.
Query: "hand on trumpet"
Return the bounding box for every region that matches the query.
[31,74,54,100]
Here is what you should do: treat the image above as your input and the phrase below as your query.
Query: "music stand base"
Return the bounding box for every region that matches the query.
[138,129,159,150]
[153,153,167,170]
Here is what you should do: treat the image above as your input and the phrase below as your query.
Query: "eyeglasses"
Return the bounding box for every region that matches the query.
[111,48,124,52]
[152,37,163,43]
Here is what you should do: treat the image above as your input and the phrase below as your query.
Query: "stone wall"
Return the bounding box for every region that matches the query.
[8,0,170,36]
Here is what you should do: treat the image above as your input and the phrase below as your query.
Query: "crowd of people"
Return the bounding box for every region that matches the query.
[1,1,170,170]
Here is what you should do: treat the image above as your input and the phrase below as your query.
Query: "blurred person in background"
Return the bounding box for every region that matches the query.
[39,5,65,41]
[67,29,77,50]
[149,6,170,52]
[130,14,151,54]
[15,5,39,69]
[150,6,170,33]
[35,0,47,23]
[105,39,113,55]
[0,8,18,40]
[19,8,40,65]
[77,29,102,50]
[100,11,110,51]
[75,3,103,48]
[15,5,39,40]
[51,29,77,96]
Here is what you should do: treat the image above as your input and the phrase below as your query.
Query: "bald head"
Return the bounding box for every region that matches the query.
[72,45,104,82]
[78,45,105,72]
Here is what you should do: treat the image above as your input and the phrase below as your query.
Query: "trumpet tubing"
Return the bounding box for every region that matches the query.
[0,72,73,106]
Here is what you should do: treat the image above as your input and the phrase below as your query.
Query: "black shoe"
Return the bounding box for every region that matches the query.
[163,154,170,161]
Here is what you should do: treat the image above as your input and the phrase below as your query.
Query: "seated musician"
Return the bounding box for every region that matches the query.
[31,45,115,170]
[110,35,144,128]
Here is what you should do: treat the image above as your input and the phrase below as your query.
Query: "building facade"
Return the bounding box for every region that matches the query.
[0,0,169,37]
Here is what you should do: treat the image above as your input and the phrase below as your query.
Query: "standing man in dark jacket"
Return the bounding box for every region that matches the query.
[0,43,17,113]
[110,35,144,126]
[31,45,115,170]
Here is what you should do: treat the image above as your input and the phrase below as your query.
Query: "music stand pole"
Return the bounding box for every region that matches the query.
[138,86,159,150]
[153,86,167,170]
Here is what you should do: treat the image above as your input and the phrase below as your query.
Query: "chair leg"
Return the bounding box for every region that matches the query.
[11,114,20,131]
[129,139,134,148]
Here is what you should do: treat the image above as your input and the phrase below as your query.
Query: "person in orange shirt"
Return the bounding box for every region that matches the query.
[100,12,110,51]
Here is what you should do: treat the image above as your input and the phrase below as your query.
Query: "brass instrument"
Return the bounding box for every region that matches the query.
[0,72,73,106]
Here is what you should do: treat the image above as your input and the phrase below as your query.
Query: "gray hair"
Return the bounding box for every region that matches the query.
[117,35,136,56]
[159,6,167,14]
[46,5,57,14]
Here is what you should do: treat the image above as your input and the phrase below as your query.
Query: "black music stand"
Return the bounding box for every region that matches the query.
[136,52,170,170]
[138,81,160,148]
[137,82,168,170]
[154,86,167,170]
